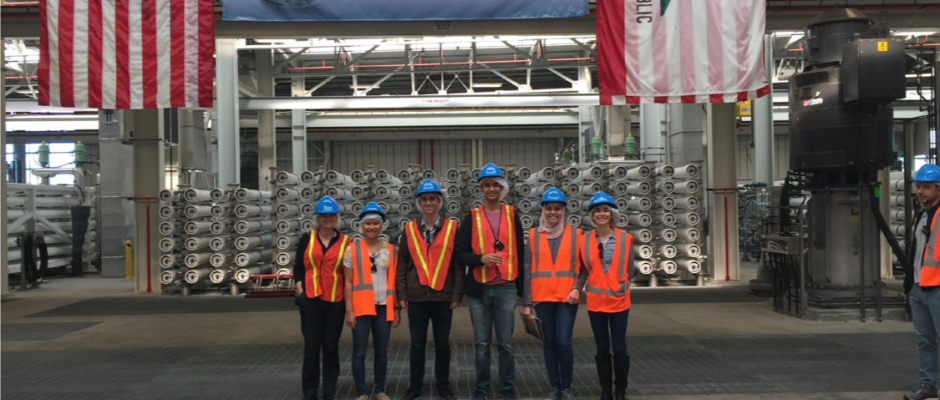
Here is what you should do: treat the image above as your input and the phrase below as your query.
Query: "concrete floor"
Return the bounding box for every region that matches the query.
[0,268,922,400]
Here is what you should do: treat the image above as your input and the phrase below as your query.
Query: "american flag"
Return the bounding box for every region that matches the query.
[38,0,215,109]
[597,0,771,105]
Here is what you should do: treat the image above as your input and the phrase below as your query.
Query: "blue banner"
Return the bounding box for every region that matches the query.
[223,0,589,22]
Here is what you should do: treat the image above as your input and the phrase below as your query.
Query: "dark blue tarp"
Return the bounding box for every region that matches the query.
[223,0,589,22]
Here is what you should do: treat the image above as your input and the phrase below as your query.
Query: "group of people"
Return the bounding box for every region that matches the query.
[294,163,635,400]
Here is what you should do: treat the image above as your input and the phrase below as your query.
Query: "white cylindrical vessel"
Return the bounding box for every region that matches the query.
[676,244,702,258]
[676,228,700,242]
[658,244,678,259]
[160,254,180,268]
[636,260,654,275]
[627,213,652,227]
[276,204,302,218]
[159,238,181,252]
[630,229,653,243]
[234,220,273,235]
[235,250,273,267]
[184,267,212,284]
[209,237,229,252]
[277,251,295,266]
[657,213,677,227]
[626,198,652,211]
[672,180,700,195]
[234,234,273,251]
[233,204,272,218]
[677,259,702,274]
[656,181,675,195]
[275,171,302,185]
[277,235,300,250]
[183,188,215,202]
[673,212,701,226]
[160,270,182,285]
[159,222,179,236]
[184,221,214,235]
[184,237,213,252]
[626,165,652,180]
[210,221,230,235]
[275,188,302,201]
[233,188,271,202]
[654,165,675,178]
[184,252,213,268]
[183,205,213,219]
[659,228,677,243]
[634,245,654,259]
[671,196,701,210]
[626,181,652,196]
[209,269,233,285]
[210,252,231,268]
[672,164,700,179]
[657,260,678,275]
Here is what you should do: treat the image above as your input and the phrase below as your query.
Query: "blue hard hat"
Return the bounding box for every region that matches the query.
[540,187,568,206]
[416,179,443,198]
[358,202,387,222]
[478,163,505,181]
[314,196,341,214]
[588,192,617,211]
[914,165,940,183]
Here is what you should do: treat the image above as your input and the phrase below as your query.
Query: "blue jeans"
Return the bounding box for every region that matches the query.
[911,285,940,391]
[535,302,578,390]
[588,309,630,360]
[351,305,392,396]
[467,282,517,394]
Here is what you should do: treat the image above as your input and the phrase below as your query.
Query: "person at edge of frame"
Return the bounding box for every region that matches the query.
[294,196,352,400]
[904,164,940,400]
[454,163,525,400]
[397,179,463,400]
[522,187,585,400]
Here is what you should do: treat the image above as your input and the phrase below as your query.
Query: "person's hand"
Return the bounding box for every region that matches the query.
[450,301,460,309]
[481,254,502,265]
[399,300,408,310]
[346,313,357,330]
[392,309,401,329]
[522,306,533,321]
[566,289,580,304]
[295,282,303,295]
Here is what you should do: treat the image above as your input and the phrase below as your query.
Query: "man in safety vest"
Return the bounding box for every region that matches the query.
[454,163,525,400]
[397,179,462,400]
[905,164,940,400]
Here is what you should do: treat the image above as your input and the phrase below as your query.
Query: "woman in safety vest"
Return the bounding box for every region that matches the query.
[522,187,584,400]
[580,192,635,400]
[293,196,351,400]
[344,202,401,400]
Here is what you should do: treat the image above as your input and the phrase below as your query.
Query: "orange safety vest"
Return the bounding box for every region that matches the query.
[922,211,940,286]
[404,219,458,291]
[304,231,350,302]
[470,205,518,283]
[580,229,634,313]
[529,225,581,303]
[350,240,398,321]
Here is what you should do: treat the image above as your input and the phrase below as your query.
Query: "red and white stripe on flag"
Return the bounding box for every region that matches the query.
[38,0,215,109]
[597,0,771,105]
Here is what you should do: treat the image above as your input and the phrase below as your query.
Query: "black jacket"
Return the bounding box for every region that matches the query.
[395,221,465,303]
[905,203,940,293]
[453,207,525,298]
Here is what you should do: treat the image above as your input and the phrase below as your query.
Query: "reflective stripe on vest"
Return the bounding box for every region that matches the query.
[351,240,398,321]
[582,230,630,297]
[305,231,349,302]
[405,219,457,291]
[529,225,580,303]
[923,211,940,286]
[470,205,517,283]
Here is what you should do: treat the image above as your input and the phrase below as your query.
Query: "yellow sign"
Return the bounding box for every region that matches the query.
[878,41,888,52]
[736,101,752,117]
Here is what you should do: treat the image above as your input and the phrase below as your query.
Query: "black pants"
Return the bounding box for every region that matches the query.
[298,298,346,399]
[408,300,454,391]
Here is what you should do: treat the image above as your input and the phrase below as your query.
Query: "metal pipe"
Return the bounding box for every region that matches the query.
[184,252,213,268]
[182,189,215,203]
[184,267,213,284]
[6,196,80,207]
[233,204,272,218]
[235,234,273,251]
[183,221,214,235]
[235,250,273,267]
[184,237,213,252]
[275,171,302,185]
[233,188,272,202]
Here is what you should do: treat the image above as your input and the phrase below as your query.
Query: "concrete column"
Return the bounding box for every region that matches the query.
[753,34,775,185]
[640,104,665,164]
[607,105,626,159]
[99,110,135,278]
[291,78,307,174]
[256,50,275,190]
[132,109,164,293]
[706,103,740,281]
[667,104,705,166]
[1,42,8,295]
[215,39,240,187]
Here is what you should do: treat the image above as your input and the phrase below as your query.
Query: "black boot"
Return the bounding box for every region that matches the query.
[595,355,613,400]
[613,356,630,400]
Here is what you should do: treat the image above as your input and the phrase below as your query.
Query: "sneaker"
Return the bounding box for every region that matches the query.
[376,393,391,400]
[471,391,488,400]
[905,387,940,400]
[437,388,457,400]
[399,388,421,400]
[560,389,575,400]
[501,390,517,399]
[543,388,560,400]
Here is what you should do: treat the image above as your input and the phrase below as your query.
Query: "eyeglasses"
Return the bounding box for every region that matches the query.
[370,255,377,273]
[597,243,605,258]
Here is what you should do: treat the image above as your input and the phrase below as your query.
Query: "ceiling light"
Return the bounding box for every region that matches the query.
[471,82,503,88]
[893,31,938,37]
